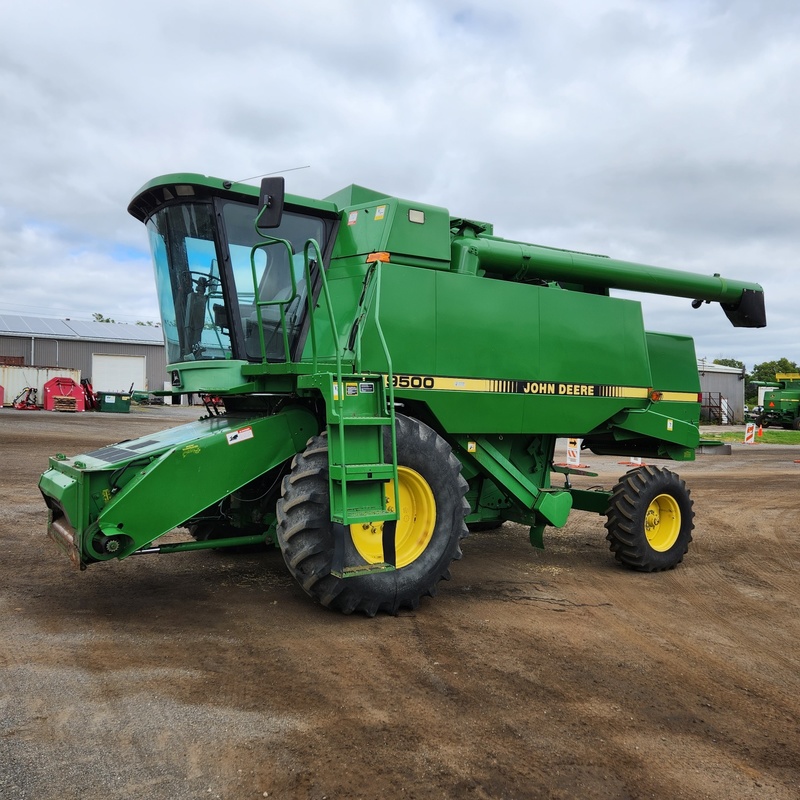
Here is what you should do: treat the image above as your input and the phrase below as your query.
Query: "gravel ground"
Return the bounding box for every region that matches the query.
[1,406,798,799]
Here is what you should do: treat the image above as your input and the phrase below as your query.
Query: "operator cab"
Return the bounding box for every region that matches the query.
[129,175,338,365]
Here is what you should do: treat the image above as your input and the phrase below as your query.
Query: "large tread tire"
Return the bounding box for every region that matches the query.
[604,465,694,572]
[275,414,469,616]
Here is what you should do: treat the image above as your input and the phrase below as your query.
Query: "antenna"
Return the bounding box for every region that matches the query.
[233,165,311,184]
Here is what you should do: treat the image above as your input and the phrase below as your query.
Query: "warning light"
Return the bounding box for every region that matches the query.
[366,252,390,263]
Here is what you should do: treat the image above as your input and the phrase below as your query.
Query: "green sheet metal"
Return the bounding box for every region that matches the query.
[41,407,317,566]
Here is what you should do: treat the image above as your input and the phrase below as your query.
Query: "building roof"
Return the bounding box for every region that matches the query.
[0,314,164,345]
[696,360,745,375]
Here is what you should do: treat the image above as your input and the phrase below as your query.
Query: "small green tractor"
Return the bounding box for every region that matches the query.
[39,174,766,615]
[753,374,800,429]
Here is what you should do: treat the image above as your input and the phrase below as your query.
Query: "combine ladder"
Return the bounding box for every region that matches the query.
[295,243,400,576]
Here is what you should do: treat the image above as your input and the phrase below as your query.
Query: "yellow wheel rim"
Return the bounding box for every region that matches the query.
[350,466,436,568]
[644,493,681,551]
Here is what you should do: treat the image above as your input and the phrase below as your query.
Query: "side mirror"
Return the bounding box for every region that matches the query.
[257,177,285,229]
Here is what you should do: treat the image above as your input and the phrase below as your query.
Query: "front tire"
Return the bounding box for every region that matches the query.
[275,414,469,616]
[604,465,694,571]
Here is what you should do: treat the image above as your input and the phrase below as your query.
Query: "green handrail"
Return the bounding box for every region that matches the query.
[302,239,342,385]
[371,262,399,517]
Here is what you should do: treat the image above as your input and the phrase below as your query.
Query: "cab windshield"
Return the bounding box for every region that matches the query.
[146,200,326,363]
[219,200,325,361]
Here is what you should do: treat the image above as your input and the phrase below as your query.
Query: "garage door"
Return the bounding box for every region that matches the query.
[91,354,147,392]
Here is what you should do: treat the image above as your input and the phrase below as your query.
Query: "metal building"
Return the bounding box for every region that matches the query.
[0,315,166,393]
[697,360,747,424]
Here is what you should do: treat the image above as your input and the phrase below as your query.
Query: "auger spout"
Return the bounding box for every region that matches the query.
[450,234,766,327]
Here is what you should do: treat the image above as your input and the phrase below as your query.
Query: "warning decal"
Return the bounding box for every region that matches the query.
[226,426,254,445]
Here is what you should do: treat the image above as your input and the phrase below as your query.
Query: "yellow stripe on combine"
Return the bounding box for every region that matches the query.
[657,391,702,402]
[386,374,698,402]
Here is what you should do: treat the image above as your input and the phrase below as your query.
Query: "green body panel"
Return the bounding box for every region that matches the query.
[645,332,701,392]
[301,264,369,364]
[167,360,257,393]
[40,407,318,566]
[329,196,452,267]
[352,263,693,440]
[764,391,800,421]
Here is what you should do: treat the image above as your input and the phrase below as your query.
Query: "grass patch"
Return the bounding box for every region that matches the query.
[704,430,800,445]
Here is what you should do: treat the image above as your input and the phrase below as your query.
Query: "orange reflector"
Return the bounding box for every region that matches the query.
[649,390,663,401]
[366,251,390,263]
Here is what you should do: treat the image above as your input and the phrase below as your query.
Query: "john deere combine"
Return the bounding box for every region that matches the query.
[39,174,766,615]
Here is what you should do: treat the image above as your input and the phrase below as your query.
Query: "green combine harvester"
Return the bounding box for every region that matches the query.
[39,174,766,615]
[753,373,800,429]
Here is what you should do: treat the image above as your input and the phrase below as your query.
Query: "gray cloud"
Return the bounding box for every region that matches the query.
[0,0,796,364]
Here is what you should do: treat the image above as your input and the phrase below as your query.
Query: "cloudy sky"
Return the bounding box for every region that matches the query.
[1,0,797,370]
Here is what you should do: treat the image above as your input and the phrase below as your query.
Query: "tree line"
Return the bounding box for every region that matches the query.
[92,312,159,327]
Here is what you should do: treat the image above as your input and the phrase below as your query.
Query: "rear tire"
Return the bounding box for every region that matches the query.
[275,414,469,616]
[604,465,694,571]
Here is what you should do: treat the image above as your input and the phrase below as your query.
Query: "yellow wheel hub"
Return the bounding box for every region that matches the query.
[350,466,436,568]
[644,493,681,551]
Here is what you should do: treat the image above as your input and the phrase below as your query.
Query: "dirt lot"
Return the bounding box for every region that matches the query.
[1,406,798,800]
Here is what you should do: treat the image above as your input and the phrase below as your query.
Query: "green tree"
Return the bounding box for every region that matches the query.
[713,358,745,370]
[751,358,800,383]
[92,312,115,323]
